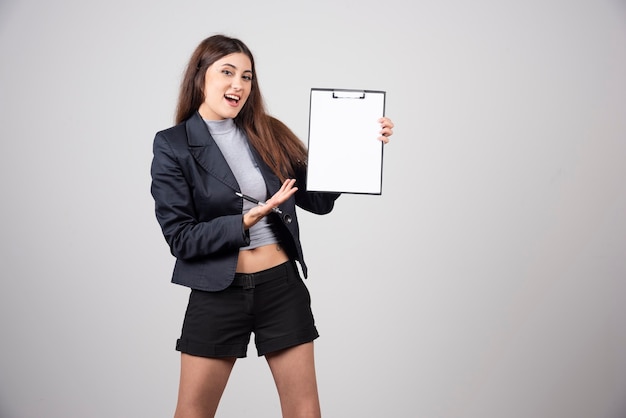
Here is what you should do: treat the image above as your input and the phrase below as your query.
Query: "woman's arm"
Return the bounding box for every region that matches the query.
[150,133,250,260]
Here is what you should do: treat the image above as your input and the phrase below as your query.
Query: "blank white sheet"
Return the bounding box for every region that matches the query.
[306,89,386,194]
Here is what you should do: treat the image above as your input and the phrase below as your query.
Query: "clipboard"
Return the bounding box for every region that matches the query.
[306,88,386,194]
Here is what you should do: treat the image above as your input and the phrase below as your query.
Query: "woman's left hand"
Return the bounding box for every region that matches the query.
[378,117,394,144]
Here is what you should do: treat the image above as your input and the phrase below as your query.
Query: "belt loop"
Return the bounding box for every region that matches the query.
[242,274,255,290]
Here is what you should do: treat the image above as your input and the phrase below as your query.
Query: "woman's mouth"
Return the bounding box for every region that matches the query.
[225,94,241,105]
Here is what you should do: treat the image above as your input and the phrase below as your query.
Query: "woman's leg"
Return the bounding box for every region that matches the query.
[174,353,237,418]
[265,342,321,418]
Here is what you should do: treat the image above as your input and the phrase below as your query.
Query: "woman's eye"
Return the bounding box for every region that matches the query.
[243,75,253,81]
[222,70,232,76]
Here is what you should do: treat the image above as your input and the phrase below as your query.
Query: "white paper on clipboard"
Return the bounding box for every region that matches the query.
[306,88,386,194]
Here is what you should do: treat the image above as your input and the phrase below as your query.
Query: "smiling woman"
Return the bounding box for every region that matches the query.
[198,54,252,120]
[150,34,394,418]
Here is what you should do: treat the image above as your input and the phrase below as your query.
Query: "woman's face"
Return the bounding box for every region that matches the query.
[198,52,253,120]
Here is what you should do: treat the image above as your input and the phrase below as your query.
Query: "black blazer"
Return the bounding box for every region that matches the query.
[151,112,340,291]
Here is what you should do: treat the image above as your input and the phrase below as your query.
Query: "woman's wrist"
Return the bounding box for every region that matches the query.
[242,212,262,230]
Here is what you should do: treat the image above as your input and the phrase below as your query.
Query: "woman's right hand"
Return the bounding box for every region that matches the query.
[242,179,298,229]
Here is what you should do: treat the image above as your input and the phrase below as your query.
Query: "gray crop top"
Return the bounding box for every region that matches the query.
[204,118,279,250]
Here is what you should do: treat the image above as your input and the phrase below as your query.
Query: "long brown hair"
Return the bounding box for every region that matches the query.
[175,34,307,181]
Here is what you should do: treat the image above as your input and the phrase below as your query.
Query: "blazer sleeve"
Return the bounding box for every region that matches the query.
[150,132,250,260]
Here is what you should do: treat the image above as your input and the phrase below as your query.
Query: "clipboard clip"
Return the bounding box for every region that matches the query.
[332,90,365,99]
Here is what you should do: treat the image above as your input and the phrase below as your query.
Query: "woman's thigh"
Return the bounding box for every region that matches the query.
[265,342,321,418]
[174,353,237,418]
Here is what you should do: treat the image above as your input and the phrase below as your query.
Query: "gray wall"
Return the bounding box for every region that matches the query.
[1,0,625,417]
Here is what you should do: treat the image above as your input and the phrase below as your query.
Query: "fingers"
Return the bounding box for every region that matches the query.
[243,179,298,229]
[266,179,298,209]
[278,178,297,194]
[379,117,394,129]
[378,117,394,144]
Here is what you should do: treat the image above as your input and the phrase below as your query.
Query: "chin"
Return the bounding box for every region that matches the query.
[226,110,242,119]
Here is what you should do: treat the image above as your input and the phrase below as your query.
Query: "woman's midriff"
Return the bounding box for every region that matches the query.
[236,243,289,274]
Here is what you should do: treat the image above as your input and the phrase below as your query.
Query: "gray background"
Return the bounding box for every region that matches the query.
[1,0,625,417]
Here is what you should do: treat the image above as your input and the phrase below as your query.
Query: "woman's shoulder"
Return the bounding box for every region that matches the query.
[154,119,190,146]
[155,120,187,139]
[152,120,193,161]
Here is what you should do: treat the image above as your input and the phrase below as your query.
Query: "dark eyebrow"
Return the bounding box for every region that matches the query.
[221,63,253,74]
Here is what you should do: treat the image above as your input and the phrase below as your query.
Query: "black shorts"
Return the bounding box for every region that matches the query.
[176,260,319,358]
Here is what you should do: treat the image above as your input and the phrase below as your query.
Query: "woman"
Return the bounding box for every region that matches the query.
[151,34,394,418]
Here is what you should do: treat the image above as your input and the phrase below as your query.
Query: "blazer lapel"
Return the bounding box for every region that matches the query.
[186,112,282,197]
[186,112,239,191]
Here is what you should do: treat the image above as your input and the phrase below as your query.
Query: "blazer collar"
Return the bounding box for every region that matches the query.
[186,112,238,190]
[186,111,215,147]
[185,112,282,196]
